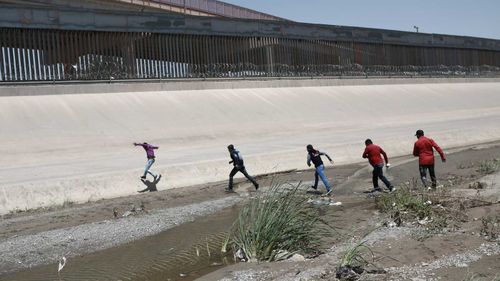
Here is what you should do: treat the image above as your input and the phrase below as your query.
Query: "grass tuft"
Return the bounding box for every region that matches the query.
[477,158,500,175]
[227,182,324,262]
[375,187,432,221]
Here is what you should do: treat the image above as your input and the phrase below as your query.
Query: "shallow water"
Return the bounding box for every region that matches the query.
[2,206,239,281]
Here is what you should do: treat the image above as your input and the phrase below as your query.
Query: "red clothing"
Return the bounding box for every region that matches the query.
[413,136,445,165]
[363,144,388,166]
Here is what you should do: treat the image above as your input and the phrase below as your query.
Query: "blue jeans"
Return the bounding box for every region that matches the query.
[143,158,157,178]
[313,165,331,192]
[373,163,392,189]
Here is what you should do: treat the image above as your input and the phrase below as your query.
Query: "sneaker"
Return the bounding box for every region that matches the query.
[255,183,259,190]
[371,187,383,193]
[389,186,396,193]
[140,176,146,180]
[325,189,333,196]
[225,188,234,193]
[310,185,318,190]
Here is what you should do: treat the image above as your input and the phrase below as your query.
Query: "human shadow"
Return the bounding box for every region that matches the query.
[138,175,161,193]
[306,189,323,195]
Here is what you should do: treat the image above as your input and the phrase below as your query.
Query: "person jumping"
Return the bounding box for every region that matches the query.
[134,142,161,181]
[307,144,334,196]
[226,144,259,192]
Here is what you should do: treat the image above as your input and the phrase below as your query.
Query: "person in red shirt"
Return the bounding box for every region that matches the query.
[363,139,394,192]
[413,130,446,189]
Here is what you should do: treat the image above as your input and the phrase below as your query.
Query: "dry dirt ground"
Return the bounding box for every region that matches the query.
[1,142,500,280]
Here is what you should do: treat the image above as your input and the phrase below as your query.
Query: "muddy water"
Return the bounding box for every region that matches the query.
[3,206,240,281]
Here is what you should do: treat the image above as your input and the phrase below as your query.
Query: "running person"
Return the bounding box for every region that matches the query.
[413,130,446,189]
[307,144,333,196]
[226,145,259,192]
[134,142,160,181]
[363,139,394,192]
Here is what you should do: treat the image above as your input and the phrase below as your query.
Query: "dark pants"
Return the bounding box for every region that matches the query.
[419,164,436,188]
[228,166,258,190]
[373,163,392,189]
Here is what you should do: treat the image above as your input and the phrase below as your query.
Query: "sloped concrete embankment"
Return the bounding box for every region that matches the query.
[1,79,500,214]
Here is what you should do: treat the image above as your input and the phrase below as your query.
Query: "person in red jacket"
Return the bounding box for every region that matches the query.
[363,139,394,192]
[413,130,446,189]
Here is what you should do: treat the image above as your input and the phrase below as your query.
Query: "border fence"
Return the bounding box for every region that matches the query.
[1,28,500,82]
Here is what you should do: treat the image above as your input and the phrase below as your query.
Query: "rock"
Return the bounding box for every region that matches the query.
[235,248,246,261]
[289,254,306,262]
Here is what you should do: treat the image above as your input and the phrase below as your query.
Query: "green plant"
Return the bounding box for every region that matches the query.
[375,187,433,221]
[477,158,500,175]
[340,241,374,268]
[480,214,500,241]
[227,183,324,262]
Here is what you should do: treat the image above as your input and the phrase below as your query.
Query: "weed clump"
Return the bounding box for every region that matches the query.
[481,214,500,241]
[375,187,432,222]
[477,158,500,175]
[226,184,324,262]
[336,241,373,280]
[375,186,470,241]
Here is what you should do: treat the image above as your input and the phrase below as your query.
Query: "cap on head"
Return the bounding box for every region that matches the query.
[227,144,234,150]
[415,129,424,137]
[365,139,373,145]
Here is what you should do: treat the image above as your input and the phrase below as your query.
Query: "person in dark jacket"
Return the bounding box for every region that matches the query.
[134,142,160,181]
[226,144,259,192]
[307,144,333,196]
[363,139,394,192]
[413,130,446,189]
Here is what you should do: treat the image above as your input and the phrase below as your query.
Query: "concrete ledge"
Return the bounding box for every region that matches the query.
[1,77,500,96]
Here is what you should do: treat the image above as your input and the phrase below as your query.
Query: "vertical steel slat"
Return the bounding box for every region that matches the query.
[7,29,14,81]
[13,29,21,81]
[22,29,30,81]
[209,35,216,77]
[0,28,7,81]
[165,33,172,78]
[74,31,82,79]
[155,33,161,78]
[179,34,185,77]
[0,28,5,81]
[151,33,157,78]
[60,30,68,80]
[138,32,145,78]
[40,29,47,80]
[186,34,193,78]
[170,34,176,78]
[27,29,35,81]
[158,33,164,78]
[174,34,181,78]
[190,34,197,77]
[19,29,26,81]
[86,31,93,79]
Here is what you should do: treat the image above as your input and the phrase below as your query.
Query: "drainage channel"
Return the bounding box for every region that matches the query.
[2,206,240,281]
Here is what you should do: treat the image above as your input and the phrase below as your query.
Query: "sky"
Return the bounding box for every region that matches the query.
[222,0,500,40]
